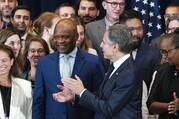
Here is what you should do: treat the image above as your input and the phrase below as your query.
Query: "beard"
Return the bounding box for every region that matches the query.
[13,26,26,37]
[129,38,142,51]
[81,16,96,24]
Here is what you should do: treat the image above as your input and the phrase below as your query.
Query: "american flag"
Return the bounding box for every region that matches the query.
[128,0,165,44]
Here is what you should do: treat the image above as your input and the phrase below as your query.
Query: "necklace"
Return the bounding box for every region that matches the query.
[0,85,11,118]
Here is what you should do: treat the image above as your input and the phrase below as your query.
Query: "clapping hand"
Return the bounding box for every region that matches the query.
[53,85,74,102]
[62,75,85,96]
[168,92,179,114]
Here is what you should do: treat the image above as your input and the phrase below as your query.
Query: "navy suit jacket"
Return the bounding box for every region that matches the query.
[79,57,142,119]
[134,43,160,89]
[32,49,104,119]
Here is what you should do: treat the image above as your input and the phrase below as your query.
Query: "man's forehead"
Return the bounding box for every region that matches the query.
[14,9,30,15]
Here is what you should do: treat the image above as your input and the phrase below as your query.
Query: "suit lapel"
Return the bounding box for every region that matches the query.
[96,19,106,44]
[50,52,61,83]
[0,92,5,119]
[9,79,20,119]
[72,49,85,77]
[135,43,145,62]
[99,57,132,97]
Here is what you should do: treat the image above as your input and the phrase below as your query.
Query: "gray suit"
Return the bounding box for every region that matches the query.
[86,18,106,47]
[85,18,109,72]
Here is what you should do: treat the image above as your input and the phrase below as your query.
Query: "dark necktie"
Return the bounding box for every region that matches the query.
[105,64,114,80]
[99,64,114,96]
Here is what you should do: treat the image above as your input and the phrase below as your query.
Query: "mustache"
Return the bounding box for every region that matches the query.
[129,39,142,50]
[81,16,95,22]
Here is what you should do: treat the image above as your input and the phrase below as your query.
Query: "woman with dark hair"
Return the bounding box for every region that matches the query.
[23,36,49,88]
[0,29,23,76]
[73,17,97,55]
[0,44,32,119]
[147,28,179,119]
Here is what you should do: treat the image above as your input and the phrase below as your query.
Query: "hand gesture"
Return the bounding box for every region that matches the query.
[53,85,74,102]
[168,92,179,114]
[62,75,85,95]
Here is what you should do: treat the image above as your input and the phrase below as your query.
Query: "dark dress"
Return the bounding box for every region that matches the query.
[147,63,179,119]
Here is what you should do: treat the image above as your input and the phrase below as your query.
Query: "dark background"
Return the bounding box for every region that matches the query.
[18,0,179,21]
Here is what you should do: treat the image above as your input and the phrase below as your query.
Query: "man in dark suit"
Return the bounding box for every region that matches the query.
[53,24,142,119]
[0,0,18,29]
[119,10,160,90]
[32,18,103,119]
[119,10,160,119]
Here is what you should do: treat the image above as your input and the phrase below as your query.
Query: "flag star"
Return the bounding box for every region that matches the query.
[136,0,140,2]
[157,15,161,19]
[149,12,154,17]
[148,22,153,27]
[150,2,155,7]
[142,20,145,24]
[141,9,146,15]
[157,24,161,30]
[133,6,139,11]
[143,0,148,5]
[147,32,152,37]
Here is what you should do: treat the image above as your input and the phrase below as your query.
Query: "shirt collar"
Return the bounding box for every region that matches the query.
[105,17,113,30]
[113,54,130,69]
[59,47,77,58]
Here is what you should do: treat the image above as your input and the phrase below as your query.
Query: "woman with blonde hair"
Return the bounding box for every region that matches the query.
[32,12,60,53]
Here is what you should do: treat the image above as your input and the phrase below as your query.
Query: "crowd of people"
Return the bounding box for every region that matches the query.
[0,0,179,119]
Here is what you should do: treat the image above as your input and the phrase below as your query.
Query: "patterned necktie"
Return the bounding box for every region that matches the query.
[62,55,71,79]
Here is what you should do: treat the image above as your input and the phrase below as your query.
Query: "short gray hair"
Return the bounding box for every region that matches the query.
[107,24,132,53]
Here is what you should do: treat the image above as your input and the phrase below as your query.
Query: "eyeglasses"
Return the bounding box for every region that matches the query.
[127,26,143,31]
[164,14,179,20]
[104,1,125,8]
[160,47,178,56]
[29,48,45,53]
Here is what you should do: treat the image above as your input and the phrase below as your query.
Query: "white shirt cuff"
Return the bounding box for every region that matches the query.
[80,89,87,97]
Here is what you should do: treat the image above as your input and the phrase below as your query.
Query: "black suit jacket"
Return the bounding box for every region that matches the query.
[78,56,142,119]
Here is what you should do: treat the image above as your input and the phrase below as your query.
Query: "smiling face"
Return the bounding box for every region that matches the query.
[54,19,78,54]
[78,0,99,23]
[11,9,31,32]
[160,38,179,66]
[0,50,13,76]
[0,0,17,18]
[4,34,21,57]
[76,24,85,47]
[102,0,125,23]
[27,41,46,66]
